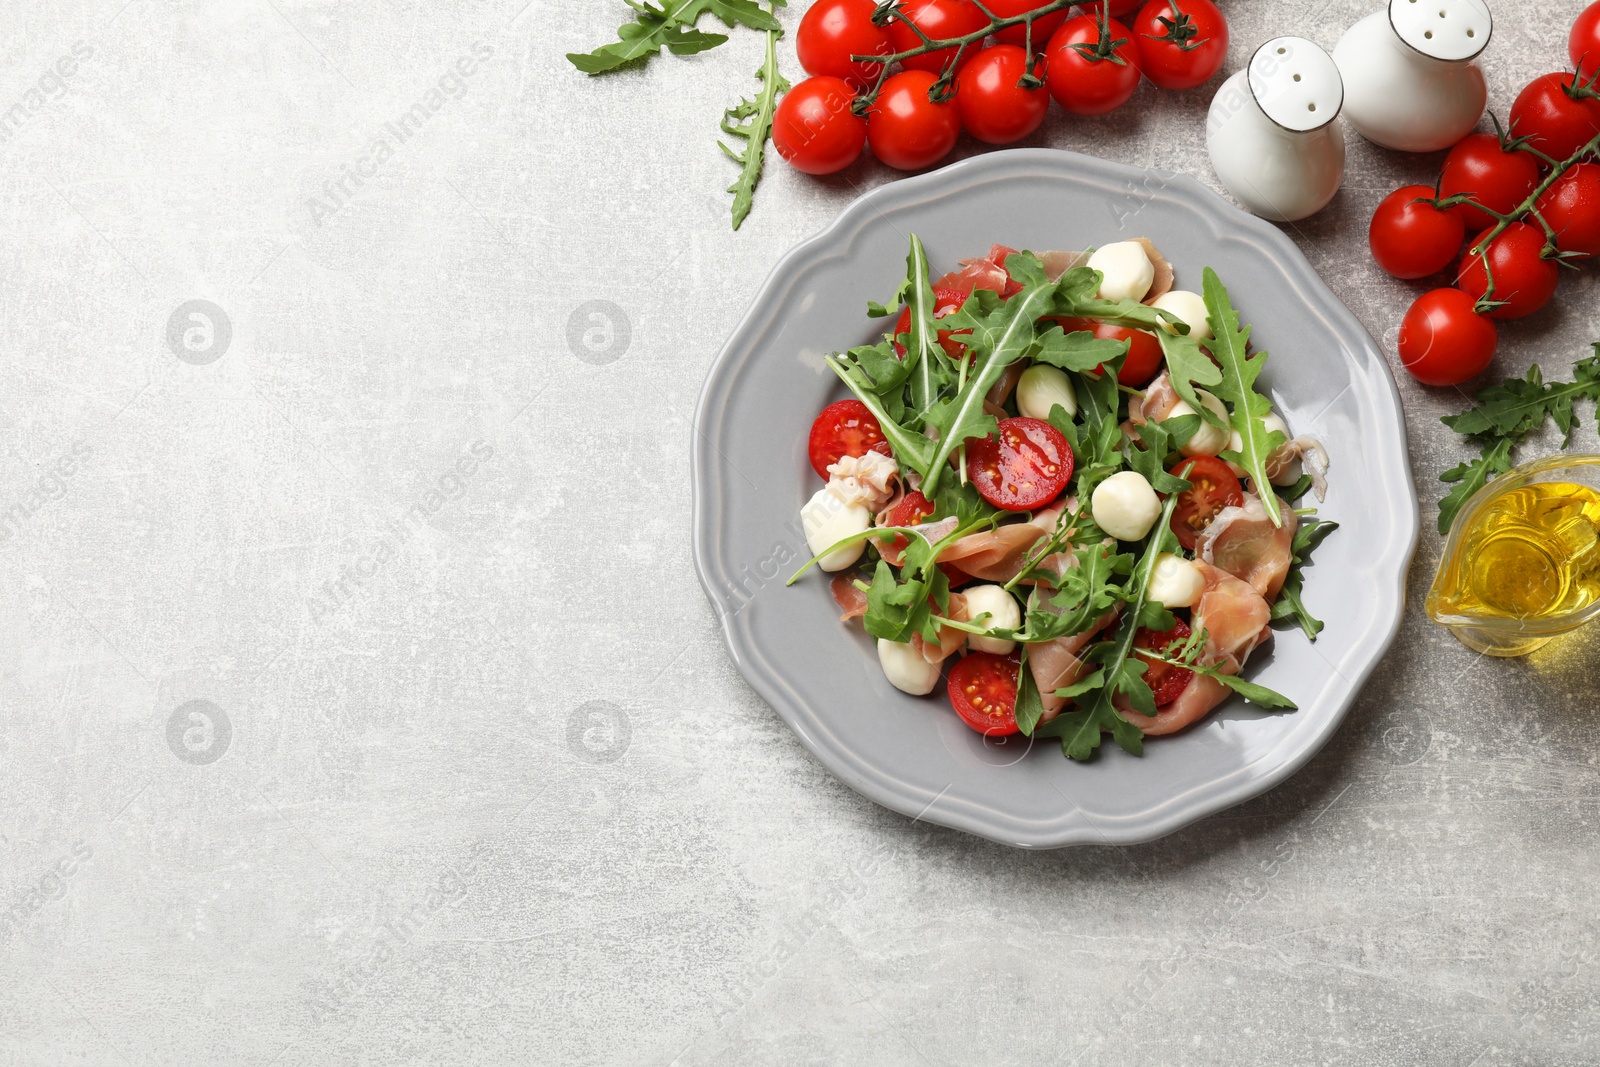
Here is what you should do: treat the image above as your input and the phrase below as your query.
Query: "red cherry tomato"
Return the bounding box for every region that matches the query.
[1510,73,1600,163]
[1437,134,1541,229]
[796,0,895,89]
[1397,288,1498,387]
[1131,0,1228,92]
[887,0,989,75]
[883,490,973,585]
[1368,185,1466,279]
[1052,317,1163,386]
[1044,14,1142,116]
[773,77,868,176]
[967,417,1074,512]
[1167,456,1245,552]
[807,399,890,479]
[866,70,961,171]
[1133,619,1194,707]
[1079,0,1143,16]
[1574,2,1600,80]
[893,288,971,360]
[1534,162,1600,257]
[1456,222,1560,321]
[947,651,1021,736]
[987,0,1069,49]
[955,45,1049,145]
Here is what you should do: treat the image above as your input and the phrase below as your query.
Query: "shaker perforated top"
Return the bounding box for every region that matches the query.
[1389,0,1491,62]
[1247,36,1343,133]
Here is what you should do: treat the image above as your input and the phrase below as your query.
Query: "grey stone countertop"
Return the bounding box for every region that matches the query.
[2,0,1598,1064]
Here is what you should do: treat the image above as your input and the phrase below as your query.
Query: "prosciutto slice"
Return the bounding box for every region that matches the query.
[1130,238,1174,304]
[1196,493,1298,601]
[937,505,1065,583]
[910,590,969,664]
[1119,561,1272,736]
[1266,435,1331,502]
[1030,608,1119,723]
[1129,371,1183,426]
[831,573,868,621]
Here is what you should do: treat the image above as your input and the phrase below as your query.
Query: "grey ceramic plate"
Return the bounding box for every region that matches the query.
[692,149,1418,848]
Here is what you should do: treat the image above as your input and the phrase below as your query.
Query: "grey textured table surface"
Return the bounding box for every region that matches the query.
[3,1,1598,1064]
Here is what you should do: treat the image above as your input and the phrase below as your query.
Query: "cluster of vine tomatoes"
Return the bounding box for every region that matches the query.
[1375,4,1600,388]
[775,0,1227,176]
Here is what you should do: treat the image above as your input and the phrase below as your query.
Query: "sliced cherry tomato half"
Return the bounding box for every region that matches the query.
[808,399,890,479]
[947,651,1021,736]
[1133,618,1194,707]
[968,416,1074,512]
[892,288,972,360]
[1168,455,1244,551]
[881,490,972,585]
[1050,317,1163,386]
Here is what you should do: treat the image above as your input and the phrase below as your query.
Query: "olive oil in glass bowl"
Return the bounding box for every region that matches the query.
[1427,455,1600,656]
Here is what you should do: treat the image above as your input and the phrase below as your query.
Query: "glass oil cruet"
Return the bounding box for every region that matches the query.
[1427,454,1600,656]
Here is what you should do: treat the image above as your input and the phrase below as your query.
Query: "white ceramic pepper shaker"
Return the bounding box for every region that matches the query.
[1206,37,1347,223]
[1332,0,1491,152]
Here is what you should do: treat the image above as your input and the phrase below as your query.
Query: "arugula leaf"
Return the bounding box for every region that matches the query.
[1124,414,1198,494]
[921,256,1066,495]
[568,0,782,74]
[1199,267,1286,526]
[1435,349,1600,532]
[1034,491,1183,760]
[1155,328,1223,424]
[899,235,953,424]
[1030,326,1128,373]
[844,339,910,393]
[931,478,999,529]
[718,14,788,231]
[1014,646,1046,736]
[1062,369,1124,499]
[1210,671,1297,709]
[1437,438,1515,534]
[1270,517,1338,640]
[826,355,935,474]
[1021,541,1132,643]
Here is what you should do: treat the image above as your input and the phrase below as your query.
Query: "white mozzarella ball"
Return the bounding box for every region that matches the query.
[1148,552,1206,609]
[1087,241,1156,303]
[962,584,1021,655]
[1163,391,1231,457]
[1151,290,1214,339]
[1223,430,1248,479]
[801,487,871,571]
[1015,364,1078,422]
[877,638,941,695]
[1091,471,1162,542]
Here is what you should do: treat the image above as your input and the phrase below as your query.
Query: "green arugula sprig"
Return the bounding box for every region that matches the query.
[1139,628,1297,710]
[1200,267,1287,527]
[1436,348,1600,533]
[567,0,782,74]
[1270,517,1338,640]
[719,16,788,231]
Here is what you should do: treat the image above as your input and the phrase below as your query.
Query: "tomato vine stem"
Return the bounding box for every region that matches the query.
[849,0,1082,113]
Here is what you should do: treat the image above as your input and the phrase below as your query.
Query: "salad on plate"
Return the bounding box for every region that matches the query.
[789,236,1336,761]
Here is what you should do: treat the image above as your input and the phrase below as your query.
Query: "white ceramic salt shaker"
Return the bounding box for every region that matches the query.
[1206,37,1347,223]
[1332,0,1490,152]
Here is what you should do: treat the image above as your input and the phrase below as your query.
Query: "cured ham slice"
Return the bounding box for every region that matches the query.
[933,257,1009,297]
[911,591,968,664]
[1266,434,1331,502]
[875,515,959,568]
[1196,493,1298,601]
[1119,561,1271,736]
[831,573,868,621]
[1030,608,1118,723]
[937,505,1064,583]
[1128,371,1182,426]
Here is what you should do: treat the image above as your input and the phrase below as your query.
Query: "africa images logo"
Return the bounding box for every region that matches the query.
[301,42,494,228]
